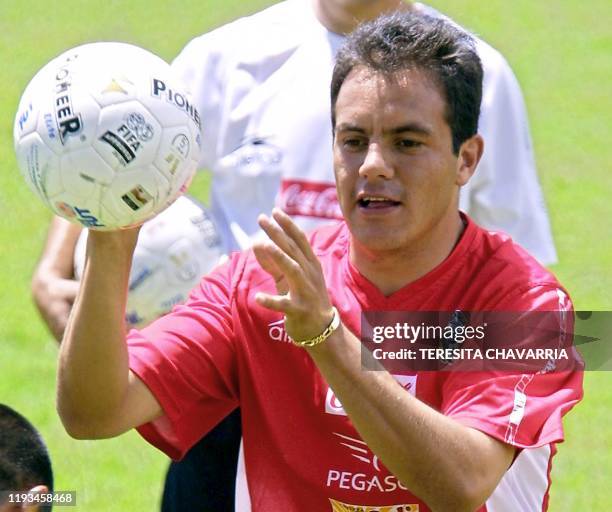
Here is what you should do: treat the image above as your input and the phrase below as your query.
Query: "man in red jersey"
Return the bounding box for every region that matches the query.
[57,13,581,511]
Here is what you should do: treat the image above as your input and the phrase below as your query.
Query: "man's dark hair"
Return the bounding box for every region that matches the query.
[0,404,53,508]
[331,12,483,154]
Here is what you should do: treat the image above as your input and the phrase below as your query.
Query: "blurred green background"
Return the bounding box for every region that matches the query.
[1,0,610,509]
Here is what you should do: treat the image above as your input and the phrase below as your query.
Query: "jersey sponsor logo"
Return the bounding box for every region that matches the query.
[392,375,418,395]
[325,376,416,416]
[279,179,343,220]
[325,387,346,416]
[329,498,418,512]
[328,432,409,494]
[327,470,408,494]
[268,318,293,344]
[333,432,382,471]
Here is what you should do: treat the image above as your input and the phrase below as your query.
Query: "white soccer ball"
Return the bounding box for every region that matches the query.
[13,42,201,229]
[74,195,226,328]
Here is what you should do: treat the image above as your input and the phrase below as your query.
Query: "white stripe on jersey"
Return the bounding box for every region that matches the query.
[486,444,553,512]
[235,440,252,511]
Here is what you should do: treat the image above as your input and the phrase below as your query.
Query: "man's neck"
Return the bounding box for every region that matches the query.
[349,213,466,297]
[311,0,414,34]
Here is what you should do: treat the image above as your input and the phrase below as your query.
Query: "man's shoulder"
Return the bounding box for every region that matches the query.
[178,0,311,64]
[475,224,556,279]
[213,0,305,36]
[465,221,566,307]
[473,38,517,85]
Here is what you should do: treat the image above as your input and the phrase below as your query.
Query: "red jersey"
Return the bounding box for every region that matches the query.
[128,217,582,511]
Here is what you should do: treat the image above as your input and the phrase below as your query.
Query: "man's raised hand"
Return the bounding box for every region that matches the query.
[253,208,334,343]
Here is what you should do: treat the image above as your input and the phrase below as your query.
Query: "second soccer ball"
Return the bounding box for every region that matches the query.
[74,195,226,328]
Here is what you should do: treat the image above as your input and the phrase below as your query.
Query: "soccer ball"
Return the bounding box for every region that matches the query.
[13,42,201,229]
[74,195,226,328]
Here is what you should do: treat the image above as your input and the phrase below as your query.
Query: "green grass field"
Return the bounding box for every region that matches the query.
[0,0,610,509]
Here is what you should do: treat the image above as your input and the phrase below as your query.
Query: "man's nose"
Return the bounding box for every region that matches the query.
[358,142,394,180]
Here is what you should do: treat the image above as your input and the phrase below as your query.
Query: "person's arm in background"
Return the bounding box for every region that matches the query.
[31,216,82,342]
[460,43,558,265]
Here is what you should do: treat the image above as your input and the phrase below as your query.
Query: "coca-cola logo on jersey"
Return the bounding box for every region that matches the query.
[325,376,417,417]
[279,179,343,220]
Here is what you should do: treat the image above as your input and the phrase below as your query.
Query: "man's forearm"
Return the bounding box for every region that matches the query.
[307,327,513,511]
[58,229,138,437]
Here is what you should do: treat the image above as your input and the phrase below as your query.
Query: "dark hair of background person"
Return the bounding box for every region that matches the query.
[0,404,54,510]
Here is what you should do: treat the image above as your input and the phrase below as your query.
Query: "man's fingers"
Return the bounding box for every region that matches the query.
[254,292,293,313]
[253,242,298,295]
[253,243,283,280]
[256,240,304,281]
[257,213,306,266]
[270,208,318,263]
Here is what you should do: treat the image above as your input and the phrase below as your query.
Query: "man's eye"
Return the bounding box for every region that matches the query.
[343,138,366,149]
[398,139,422,149]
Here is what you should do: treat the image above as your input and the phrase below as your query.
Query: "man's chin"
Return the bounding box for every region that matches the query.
[350,228,408,254]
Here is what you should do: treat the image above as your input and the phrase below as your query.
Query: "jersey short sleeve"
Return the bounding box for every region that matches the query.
[127,256,241,460]
[440,286,583,448]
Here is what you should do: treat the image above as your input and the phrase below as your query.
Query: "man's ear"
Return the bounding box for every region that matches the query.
[23,485,48,512]
[455,134,484,186]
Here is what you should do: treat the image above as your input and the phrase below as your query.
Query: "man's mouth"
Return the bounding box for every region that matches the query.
[357,196,401,209]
